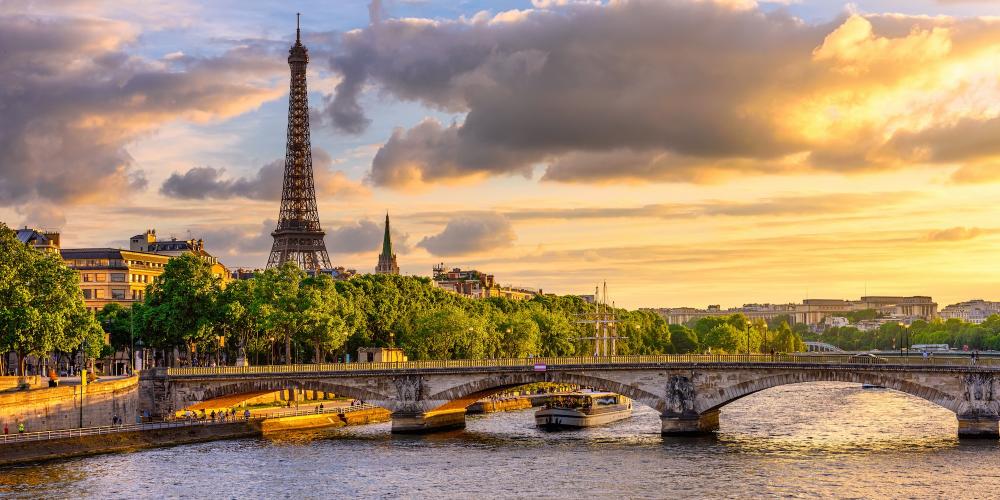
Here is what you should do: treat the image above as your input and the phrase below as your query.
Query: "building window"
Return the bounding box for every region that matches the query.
[111,289,126,300]
[95,273,106,282]
[111,273,126,282]
[83,273,93,283]
[95,289,105,299]
[82,289,92,299]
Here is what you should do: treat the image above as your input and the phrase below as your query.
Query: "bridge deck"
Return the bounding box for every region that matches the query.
[161,354,1000,377]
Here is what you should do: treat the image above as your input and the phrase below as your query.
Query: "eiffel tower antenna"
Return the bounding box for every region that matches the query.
[266,14,333,272]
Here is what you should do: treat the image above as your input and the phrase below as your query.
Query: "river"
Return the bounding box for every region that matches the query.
[2,382,998,499]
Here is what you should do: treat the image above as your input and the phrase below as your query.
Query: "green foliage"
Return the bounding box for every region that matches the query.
[0,223,102,374]
[669,324,699,354]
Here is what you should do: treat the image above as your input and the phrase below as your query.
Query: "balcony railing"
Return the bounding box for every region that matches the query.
[165,353,1000,376]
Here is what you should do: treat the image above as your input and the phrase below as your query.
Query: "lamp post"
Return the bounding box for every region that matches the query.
[129,305,135,375]
[745,319,752,355]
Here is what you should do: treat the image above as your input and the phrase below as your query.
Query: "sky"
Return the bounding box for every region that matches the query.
[2,0,1000,309]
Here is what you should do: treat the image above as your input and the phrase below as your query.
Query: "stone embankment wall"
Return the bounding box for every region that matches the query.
[467,398,533,414]
[0,376,41,391]
[0,377,139,432]
[259,408,390,433]
[0,421,259,466]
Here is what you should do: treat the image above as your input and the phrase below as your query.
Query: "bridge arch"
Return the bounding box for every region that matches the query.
[697,370,960,415]
[181,378,390,411]
[425,371,665,413]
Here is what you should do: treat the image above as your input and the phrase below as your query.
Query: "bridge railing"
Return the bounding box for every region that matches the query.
[165,353,1000,376]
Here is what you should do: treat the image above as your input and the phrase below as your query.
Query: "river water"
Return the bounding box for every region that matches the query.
[2,382,999,499]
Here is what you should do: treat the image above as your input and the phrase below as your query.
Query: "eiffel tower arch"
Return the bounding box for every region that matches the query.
[267,14,333,271]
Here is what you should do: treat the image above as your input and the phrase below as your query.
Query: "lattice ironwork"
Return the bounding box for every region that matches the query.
[267,14,333,271]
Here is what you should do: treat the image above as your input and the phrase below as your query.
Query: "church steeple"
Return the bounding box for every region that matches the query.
[381,213,392,257]
[375,212,400,275]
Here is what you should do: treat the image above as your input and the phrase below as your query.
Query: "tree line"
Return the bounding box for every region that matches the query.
[806,315,1000,352]
[2,222,812,373]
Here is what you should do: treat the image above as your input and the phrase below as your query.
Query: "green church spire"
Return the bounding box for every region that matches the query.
[381,212,392,258]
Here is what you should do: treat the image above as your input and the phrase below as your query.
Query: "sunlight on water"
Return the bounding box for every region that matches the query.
[1,382,998,499]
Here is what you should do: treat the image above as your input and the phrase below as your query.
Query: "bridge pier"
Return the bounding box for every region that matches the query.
[391,409,467,434]
[661,409,720,436]
[957,417,1000,439]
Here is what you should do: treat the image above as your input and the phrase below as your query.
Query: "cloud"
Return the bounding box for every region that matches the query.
[325,218,411,255]
[407,191,914,223]
[417,212,516,256]
[322,2,1000,188]
[191,219,275,261]
[0,12,286,207]
[160,148,369,200]
[925,227,984,242]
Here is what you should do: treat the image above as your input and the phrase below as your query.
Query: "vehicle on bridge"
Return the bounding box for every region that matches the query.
[911,344,950,353]
[849,353,888,364]
[535,391,632,429]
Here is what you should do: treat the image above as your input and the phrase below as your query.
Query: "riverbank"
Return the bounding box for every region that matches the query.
[0,421,260,466]
[0,407,391,467]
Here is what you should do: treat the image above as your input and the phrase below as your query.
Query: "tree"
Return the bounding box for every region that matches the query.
[399,305,488,360]
[669,324,699,354]
[254,262,305,365]
[96,303,137,371]
[496,309,541,358]
[143,253,220,366]
[297,274,351,363]
[0,224,102,375]
[772,321,806,353]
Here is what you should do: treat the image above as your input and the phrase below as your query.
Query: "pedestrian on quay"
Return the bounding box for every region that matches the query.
[18,422,25,434]
[244,409,251,421]
[3,423,8,435]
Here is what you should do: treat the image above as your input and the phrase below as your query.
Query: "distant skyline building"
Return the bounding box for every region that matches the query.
[940,300,1000,324]
[651,296,938,326]
[129,228,229,281]
[432,264,540,300]
[266,14,333,272]
[375,213,400,275]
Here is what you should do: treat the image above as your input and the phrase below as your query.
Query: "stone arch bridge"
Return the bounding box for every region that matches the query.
[139,355,1000,438]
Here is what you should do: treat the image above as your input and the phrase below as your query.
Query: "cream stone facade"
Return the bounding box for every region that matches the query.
[61,248,170,312]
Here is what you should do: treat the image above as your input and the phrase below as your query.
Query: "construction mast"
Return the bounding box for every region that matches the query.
[576,282,624,356]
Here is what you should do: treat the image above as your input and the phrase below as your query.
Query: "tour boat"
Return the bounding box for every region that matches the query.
[535,391,632,429]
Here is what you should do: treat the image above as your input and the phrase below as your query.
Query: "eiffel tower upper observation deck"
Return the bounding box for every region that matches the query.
[267,14,333,271]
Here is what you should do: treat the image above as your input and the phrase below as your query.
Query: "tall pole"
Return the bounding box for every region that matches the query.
[746,320,751,355]
[130,305,135,374]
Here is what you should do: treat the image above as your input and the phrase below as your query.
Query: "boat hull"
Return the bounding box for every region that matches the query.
[535,404,632,429]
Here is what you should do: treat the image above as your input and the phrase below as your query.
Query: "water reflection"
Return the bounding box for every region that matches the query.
[2,382,998,499]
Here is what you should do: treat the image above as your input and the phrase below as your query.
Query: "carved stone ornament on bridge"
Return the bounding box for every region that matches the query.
[963,373,999,417]
[393,375,424,412]
[665,375,697,416]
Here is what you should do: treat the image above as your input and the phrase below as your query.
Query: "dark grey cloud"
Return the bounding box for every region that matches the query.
[417,212,515,256]
[159,148,367,200]
[325,218,411,255]
[325,2,829,187]
[324,3,1000,187]
[160,161,283,200]
[0,13,286,206]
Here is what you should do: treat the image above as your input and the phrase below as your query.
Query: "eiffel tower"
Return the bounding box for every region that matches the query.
[267,14,332,271]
